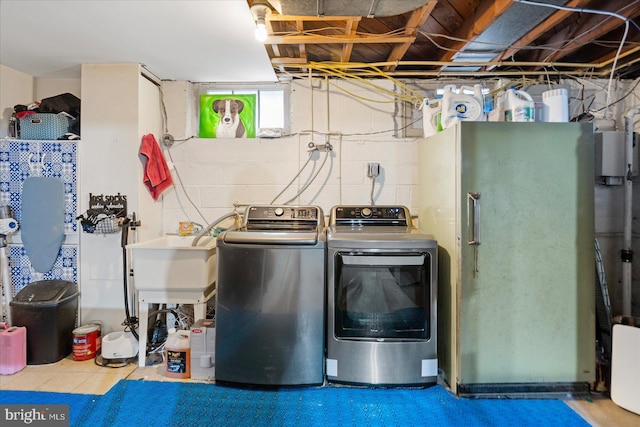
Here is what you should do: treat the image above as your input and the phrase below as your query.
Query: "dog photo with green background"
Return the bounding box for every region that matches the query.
[199,94,257,138]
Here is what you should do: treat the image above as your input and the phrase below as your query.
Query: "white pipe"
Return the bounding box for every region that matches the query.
[623,108,640,316]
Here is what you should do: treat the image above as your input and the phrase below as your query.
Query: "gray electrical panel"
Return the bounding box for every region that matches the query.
[595,131,638,185]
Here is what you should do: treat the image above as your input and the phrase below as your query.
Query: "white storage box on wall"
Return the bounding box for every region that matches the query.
[610,316,640,415]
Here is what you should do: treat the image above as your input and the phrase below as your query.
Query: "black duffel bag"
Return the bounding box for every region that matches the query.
[39,93,81,136]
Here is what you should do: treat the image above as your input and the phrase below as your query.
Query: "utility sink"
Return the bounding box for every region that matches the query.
[127,235,216,292]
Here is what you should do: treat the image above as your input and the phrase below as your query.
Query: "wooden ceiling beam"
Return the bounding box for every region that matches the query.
[383,2,439,72]
[265,34,415,44]
[264,17,286,72]
[269,15,364,22]
[536,1,640,64]
[487,0,591,68]
[437,0,513,66]
[341,18,361,63]
[296,19,307,63]
[271,57,309,65]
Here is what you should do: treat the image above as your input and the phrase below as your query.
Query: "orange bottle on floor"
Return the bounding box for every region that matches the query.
[165,329,190,379]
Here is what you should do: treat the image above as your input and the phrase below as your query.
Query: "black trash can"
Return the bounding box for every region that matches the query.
[10,280,79,365]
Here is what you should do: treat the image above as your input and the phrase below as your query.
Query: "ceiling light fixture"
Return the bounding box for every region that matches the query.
[250,4,272,43]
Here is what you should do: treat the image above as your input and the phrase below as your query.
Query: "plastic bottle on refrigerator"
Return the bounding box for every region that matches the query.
[421,97,442,138]
[503,88,535,122]
[440,84,485,129]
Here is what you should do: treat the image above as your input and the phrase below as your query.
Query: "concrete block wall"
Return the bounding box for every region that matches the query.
[1,63,638,318]
[160,76,640,317]
[160,78,419,231]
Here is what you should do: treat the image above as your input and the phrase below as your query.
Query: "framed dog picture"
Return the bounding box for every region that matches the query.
[199,94,257,138]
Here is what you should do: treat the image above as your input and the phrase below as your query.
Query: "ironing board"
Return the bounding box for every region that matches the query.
[21,176,65,273]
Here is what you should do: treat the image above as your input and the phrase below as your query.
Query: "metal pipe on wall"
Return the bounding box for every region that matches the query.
[623,108,639,316]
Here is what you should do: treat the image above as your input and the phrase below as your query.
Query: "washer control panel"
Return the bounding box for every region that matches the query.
[243,205,323,230]
[246,206,319,221]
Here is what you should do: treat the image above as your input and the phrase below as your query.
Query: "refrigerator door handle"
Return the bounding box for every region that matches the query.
[467,192,480,245]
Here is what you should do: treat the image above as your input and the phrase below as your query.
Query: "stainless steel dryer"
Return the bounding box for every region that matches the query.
[326,205,437,386]
[215,205,325,386]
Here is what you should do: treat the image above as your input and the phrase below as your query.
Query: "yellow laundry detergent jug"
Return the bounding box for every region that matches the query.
[440,84,485,129]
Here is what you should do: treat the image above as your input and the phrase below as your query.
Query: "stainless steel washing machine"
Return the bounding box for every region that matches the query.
[326,205,437,386]
[215,205,325,386]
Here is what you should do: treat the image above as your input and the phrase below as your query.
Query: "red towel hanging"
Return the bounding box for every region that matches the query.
[139,134,173,201]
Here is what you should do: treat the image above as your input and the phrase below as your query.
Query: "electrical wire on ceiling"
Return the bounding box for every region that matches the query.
[590,78,640,115]
[513,0,636,119]
[271,2,640,123]
[295,61,542,120]
[271,0,640,81]
[270,20,639,55]
[270,26,408,39]
[415,30,610,55]
[302,62,426,106]
[416,1,640,58]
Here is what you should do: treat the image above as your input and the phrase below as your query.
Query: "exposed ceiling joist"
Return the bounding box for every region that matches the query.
[268,15,365,22]
[265,34,415,44]
[488,0,592,67]
[439,0,513,66]
[532,1,640,64]
[383,2,438,72]
[252,0,640,80]
[341,18,361,62]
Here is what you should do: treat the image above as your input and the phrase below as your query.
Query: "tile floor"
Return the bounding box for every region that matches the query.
[1,356,639,427]
[0,356,138,395]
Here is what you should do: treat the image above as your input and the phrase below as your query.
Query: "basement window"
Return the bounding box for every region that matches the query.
[198,83,289,138]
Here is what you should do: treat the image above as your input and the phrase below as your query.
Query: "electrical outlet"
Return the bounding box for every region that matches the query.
[367,162,380,177]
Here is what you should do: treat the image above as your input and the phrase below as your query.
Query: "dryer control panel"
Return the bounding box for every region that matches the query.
[331,205,410,226]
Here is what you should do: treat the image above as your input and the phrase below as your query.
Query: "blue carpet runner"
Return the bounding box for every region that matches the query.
[1,381,589,426]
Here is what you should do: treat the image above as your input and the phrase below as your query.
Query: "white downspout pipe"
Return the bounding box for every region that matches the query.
[623,108,639,316]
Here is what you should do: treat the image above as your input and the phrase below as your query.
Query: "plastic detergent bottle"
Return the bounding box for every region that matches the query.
[503,88,535,122]
[421,97,442,138]
[440,84,484,129]
[165,328,191,379]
